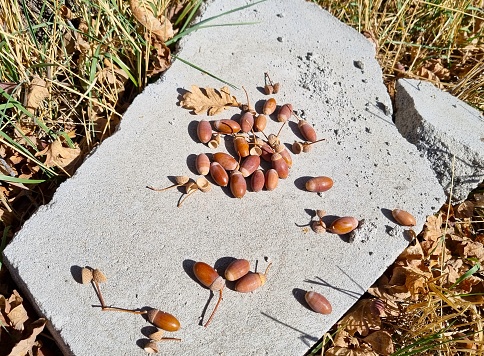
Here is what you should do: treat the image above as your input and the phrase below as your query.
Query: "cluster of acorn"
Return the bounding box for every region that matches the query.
[79,267,181,354]
[192,259,272,327]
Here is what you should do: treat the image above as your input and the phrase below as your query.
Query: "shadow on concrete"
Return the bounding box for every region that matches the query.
[260,311,319,347]
[304,274,361,300]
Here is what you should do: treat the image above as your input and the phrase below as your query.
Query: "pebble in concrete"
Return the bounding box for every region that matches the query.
[4,1,446,355]
[395,78,484,202]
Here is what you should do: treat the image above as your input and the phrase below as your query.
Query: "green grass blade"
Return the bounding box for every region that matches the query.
[104,53,138,86]
[20,0,39,50]
[449,260,480,290]
[0,175,46,184]
[173,55,238,89]
[176,0,203,30]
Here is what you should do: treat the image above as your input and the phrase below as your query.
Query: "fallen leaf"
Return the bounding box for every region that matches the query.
[326,345,378,356]
[26,77,49,115]
[338,299,381,337]
[7,318,47,356]
[35,139,81,174]
[148,40,171,76]
[180,85,240,115]
[129,0,174,42]
[362,330,394,355]
[455,201,475,219]
[7,303,28,330]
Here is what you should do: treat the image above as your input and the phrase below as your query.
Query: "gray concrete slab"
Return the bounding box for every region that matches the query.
[395,78,484,202]
[4,1,446,355]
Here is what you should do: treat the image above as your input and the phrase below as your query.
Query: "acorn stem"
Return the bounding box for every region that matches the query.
[204,287,224,327]
[306,138,326,146]
[275,121,286,138]
[147,184,180,192]
[159,337,182,342]
[92,280,107,308]
[264,72,274,86]
[263,262,273,276]
[101,306,147,314]
[177,189,198,207]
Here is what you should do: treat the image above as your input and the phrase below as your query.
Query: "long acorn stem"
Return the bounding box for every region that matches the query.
[204,287,224,327]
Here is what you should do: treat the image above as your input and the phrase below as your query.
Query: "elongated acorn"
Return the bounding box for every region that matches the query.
[277,104,293,122]
[274,144,292,168]
[225,259,251,281]
[234,135,250,158]
[328,216,359,234]
[305,291,332,314]
[193,262,225,327]
[254,114,267,132]
[305,176,333,192]
[197,120,212,144]
[147,309,181,332]
[235,263,272,293]
[251,169,265,192]
[210,162,229,187]
[265,169,278,191]
[392,209,416,226]
[195,153,210,175]
[297,119,317,142]
[263,98,277,115]
[271,153,289,179]
[230,171,247,198]
[240,155,260,177]
[240,112,254,133]
[213,152,239,171]
[260,142,275,162]
[213,119,241,134]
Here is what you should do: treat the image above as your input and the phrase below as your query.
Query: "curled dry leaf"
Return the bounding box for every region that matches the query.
[35,139,81,174]
[26,77,49,115]
[337,299,381,337]
[129,0,174,42]
[362,331,394,355]
[7,318,47,356]
[180,85,240,115]
[148,40,171,76]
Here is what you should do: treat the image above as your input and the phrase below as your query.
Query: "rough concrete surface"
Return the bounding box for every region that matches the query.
[395,78,484,202]
[4,1,447,355]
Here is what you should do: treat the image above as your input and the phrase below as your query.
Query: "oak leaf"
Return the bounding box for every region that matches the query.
[180,85,240,115]
[7,318,47,356]
[26,77,49,115]
[362,331,394,355]
[35,139,81,174]
[338,299,381,337]
[129,0,174,42]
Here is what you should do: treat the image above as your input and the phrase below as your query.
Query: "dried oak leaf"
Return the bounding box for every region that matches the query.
[338,299,381,337]
[362,331,394,355]
[35,139,81,174]
[26,77,49,115]
[326,344,378,356]
[7,318,47,356]
[129,0,174,42]
[180,85,240,115]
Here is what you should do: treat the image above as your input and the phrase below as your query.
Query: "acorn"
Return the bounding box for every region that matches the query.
[328,217,359,234]
[263,98,277,115]
[213,119,241,134]
[213,152,239,171]
[195,153,210,176]
[254,114,267,132]
[210,162,229,186]
[251,169,265,192]
[235,263,272,293]
[197,119,212,144]
[230,171,247,198]
[297,119,317,142]
[271,153,289,179]
[277,104,293,122]
[305,176,333,192]
[305,291,332,314]
[240,155,260,177]
[273,144,292,168]
[225,259,251,281]
[234,135,250,158]
[265,169,278,191]
[392,209,416,226]
[240,111,254,133]
[146,309,181,331]
[193,262,225,327]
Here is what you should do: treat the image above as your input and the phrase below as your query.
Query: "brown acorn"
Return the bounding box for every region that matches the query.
[305,291,332,314]
[277,104,293,122]
[235,263,272,293]
[305,176,333,192]
[263,98,277,115]
[195,153,210,176]
[240,155,261,178]
[213,152,239,171]
[146,309,181,332]
[213,119,241,134]
[328,217,359,234]
[271,153,289,179]
[234,135,250,158]
[297,119,317,142]
[197,119,212,144]
[225,259,251,281]
[210,162,229,187]
[273,144,292,168]
[254,114,267,132]
[193,262,225,327]
[230,171,247,198]
[240,112,254,133]
[392,209,416,226]
[265,169,278,191]
[251,170,265,192]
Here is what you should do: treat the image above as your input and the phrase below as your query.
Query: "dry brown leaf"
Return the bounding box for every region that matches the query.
[455,201,475,219]
[7,318,47,356]
[129,0,174,42]
[0,82,17,94]
[338,299,381,337]
[423,59,451,81]
[415,66,443,88]
[180,85,240,115]
[26,77,49,115]
[35,139,81,174]
[325,345,378,356]
[7,303,28,330]
[362,331,394,355]
[422,214,443,242]
[148,40,171,76]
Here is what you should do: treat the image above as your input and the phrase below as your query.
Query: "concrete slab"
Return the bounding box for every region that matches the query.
[4,1,446,355]
[395,78,484,202]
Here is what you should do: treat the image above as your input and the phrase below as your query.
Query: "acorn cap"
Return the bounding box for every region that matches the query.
[80,267,93,284]
[92,269,107,283]
[316,210,326,219]
[302,142,313,153]
[311,220,326,234]
[149,329,165,342]
[196,177,211,192]
[175,176,190,185]
[143,340,159,354]
[292,141,303,154]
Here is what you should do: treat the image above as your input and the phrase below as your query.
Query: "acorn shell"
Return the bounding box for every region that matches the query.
[196,177,211,192]
[92,269,107,283]
[147,309,181,331]
[81,268,93,284]
[305,291,332,314]
[225,259,251,281]
[144,340,159,354]
[235,272,267,293]
[328,216,359,234]
[392,209,416,226]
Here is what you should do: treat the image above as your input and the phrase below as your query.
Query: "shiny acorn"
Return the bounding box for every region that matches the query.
[328,216,359,234]
[195,153,210,175]
[240,111,254,133]
[146,309,181,331]
[305,176,333,192]
[193,261,225,327]
[230,171,247,198]
[251,169,265,192]
[265,169,278,191]
[234,135,250,158]
[213,152,239,171]
[277,104,293,122]
[263,98,277,115]
[254,114,267,132]
[392,209,416,226]
[297,119,317,142]
[225,259,251,281]
[271,153,289,179]
[305,291,332,314]
[197,119,212,144]
[240,155,260,177]
[210,162,229,187]
[235,263,272,293]
[213,119,241,134]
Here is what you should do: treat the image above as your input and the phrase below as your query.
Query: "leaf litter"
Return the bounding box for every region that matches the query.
[180,85,241,115]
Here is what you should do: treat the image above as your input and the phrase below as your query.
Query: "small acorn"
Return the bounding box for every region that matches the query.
[251,169,265,192]
[235,263,272,293]
[213,152,239,171]
[271,153,289,179]
[230,171,247,198]
[305,291,332,314]
[213,119,241,134]
[240,155,260,177]
[297,119,317,142]
[197,119,212,144]
[392,209,416,226]
[193,262,225,327]
[263,98,277,115]
[195,154,210,176]
[277,104,293,122]
[225,259,251,281]
[210,162,229,187]
[146,309,181,332]
[254,114,267,132]
[234,135,250,158]
[305,176,333,192]
[240,111,254,133]
[265,169,278,191]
